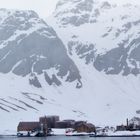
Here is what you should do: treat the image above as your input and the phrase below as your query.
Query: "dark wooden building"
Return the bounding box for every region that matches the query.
[55,120,75,128]
[74,121,96,133]
[63,119,75,122]
[17,122,41,132]
[116,125,127,131]
[39,115,59,128]
[63,120,75,128]
[75,121,86,126]
[17,121,48,136]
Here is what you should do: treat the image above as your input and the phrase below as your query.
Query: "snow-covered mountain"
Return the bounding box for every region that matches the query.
[0,8,82,86]
[48,0,140,126]
[0,8,82,134]
[1,0,140,134]
[50,0,140,76]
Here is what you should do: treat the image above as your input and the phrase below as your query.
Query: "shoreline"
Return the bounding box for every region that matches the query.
[2,134,140,138]
[90,135,140,137]
[2,130,140,138]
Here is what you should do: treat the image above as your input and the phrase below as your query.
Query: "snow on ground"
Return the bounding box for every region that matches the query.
[109,131,140,136]
[1,56,140,134]
[51,129,66,135]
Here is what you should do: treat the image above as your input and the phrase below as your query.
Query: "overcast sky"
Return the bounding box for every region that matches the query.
[0,0,140,18]
[0,0,59,18]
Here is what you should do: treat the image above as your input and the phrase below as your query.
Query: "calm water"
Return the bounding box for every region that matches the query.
[1,136,140,140]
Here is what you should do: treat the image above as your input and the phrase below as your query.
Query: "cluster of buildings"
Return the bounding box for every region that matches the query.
[116,117,140,131]
[17,115,96,137]
[17,115,140,137]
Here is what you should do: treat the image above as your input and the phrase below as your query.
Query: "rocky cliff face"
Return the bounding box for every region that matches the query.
[51,0,140,76]
[94,38,140,76]
[0,9,81,88]
[55,0,94,26]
